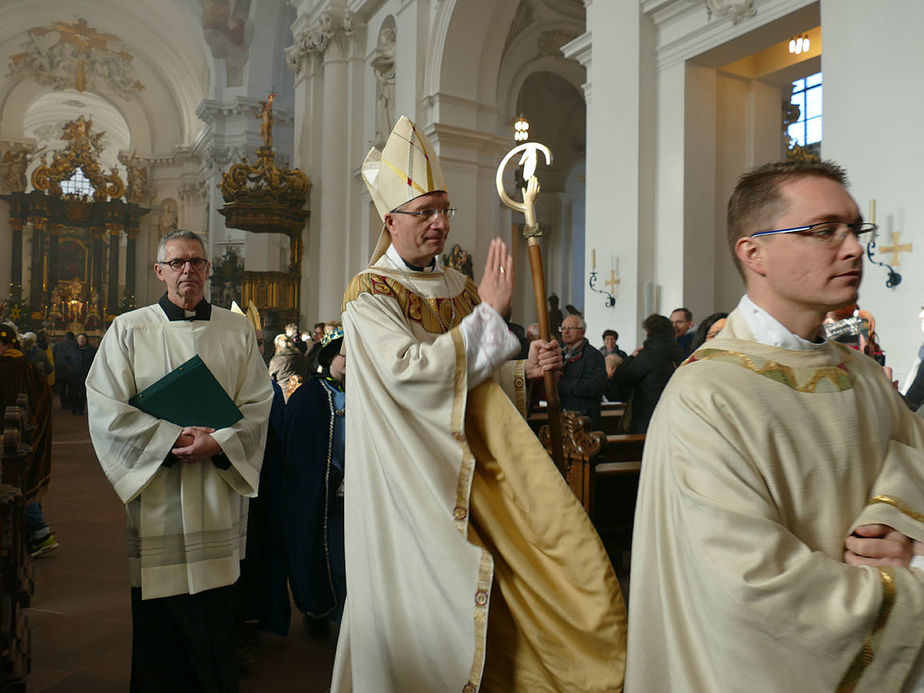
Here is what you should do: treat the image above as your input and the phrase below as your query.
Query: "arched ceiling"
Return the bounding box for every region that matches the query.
[0,0,212,150]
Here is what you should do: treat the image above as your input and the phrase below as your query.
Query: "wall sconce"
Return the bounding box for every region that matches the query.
[513,114,529,142]
[788,34,810,55]
[587,249,617,308]
[865,200,902,289]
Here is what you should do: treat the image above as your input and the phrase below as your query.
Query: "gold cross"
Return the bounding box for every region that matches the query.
[604,269,620,295]
[879,231,913,266]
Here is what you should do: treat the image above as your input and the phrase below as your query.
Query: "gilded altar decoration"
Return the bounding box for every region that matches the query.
[2,118,148,330]
[120,154,153,205]
[31,116,125,201]
[442,244,474,279]
[218,93,309,240]
[1,150,30,193]
[8,18,145,98]
[219,93,309,323]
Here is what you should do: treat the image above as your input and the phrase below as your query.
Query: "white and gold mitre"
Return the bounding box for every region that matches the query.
[230,299,262,332]
[362,115,446,221]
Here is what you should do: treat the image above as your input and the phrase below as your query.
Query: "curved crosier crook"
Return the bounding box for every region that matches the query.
[495,142,553,215]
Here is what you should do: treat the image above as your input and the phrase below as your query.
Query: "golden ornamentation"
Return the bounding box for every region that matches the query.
[539,410,605,465]
[30,116,125,201]
[9,18,144,98]
[120,155,153,205]
[685,347,855,392]
[443,243,474,279]
[877,231,913,267]
[869,495,924,522]
[342,272,480,335]
[218,92,309,241]
[835,567,895,692]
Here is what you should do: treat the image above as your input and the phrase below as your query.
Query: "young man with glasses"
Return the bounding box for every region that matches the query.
[86,229,273,692]
[628,160,924,691]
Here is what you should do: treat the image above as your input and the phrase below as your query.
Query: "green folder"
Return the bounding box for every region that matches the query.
[128,354,243,429]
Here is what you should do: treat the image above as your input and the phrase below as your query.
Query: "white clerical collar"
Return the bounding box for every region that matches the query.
[384,244,443,272]
[737,294,826,351]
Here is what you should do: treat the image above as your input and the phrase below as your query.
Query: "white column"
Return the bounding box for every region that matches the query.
[822,0,924,384]
[573,0,644,348]
[288,9,359,324]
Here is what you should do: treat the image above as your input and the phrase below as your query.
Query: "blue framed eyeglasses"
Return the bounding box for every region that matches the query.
[750,221,877,246]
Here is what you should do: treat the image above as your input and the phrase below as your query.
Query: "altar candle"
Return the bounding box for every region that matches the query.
[592,249,596,270]
[869,199,876,224]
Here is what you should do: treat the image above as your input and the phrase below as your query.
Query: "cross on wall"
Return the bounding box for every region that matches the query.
[604,270,620,296]
[878,230,913,266]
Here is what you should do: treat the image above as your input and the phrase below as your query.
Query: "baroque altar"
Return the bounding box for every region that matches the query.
[0,116,150,334]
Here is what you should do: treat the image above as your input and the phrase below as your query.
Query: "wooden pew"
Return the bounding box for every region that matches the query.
[537,412,644,573]
[0,395,33,690]
[527,400,627,437]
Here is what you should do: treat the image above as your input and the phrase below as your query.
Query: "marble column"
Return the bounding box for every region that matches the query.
[29,217,46,313]
[107,223,121,314]
[287,9,359,323]
[91,227,105,296]
[564,0,645,348]
[125,227,138,301]
[9,216,23,287]
[46,223,60,294]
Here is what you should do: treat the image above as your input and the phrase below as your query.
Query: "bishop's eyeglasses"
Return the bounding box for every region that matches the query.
[391,207,457,221]
[750,221,877,247]
[158,257,208,271]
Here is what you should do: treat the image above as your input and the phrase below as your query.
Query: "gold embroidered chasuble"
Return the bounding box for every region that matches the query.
[332,260,626,692]
[86,304,273,599]
[627,309,924,692]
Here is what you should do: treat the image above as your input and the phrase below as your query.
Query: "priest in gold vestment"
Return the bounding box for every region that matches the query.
[627,160,924,692]
[330,117,626,692]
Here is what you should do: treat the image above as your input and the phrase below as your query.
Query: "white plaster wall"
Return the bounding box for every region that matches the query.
[681,62,718,323]
[822,0,924,384]
[713,73,779,314]
[583,0,643,350]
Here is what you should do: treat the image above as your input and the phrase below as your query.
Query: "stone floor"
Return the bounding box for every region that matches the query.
[26,406,337,692]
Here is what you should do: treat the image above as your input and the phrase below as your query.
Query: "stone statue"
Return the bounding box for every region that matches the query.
[158,198,178,235]
[257,93,276,149]
[371,25,396,146]
[1,150,30,192]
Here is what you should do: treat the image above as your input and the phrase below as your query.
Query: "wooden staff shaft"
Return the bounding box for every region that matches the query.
[527,238,566,474]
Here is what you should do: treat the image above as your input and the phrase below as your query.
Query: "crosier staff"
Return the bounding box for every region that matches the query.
[495,143,565,474]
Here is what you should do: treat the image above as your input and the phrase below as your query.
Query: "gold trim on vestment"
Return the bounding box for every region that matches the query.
[835,567,895,692]
[342,272,481,335]
[686,347,854,392]
[868,495,924,523]
[451,327,474,534]
[511,359,527,418]
[446,322,491,691]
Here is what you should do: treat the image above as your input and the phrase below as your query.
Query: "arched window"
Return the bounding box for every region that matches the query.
[61,168,95,197]
[787,72,822,157]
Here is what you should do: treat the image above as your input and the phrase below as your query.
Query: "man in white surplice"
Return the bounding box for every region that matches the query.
[627,160,924,692]
[331,116,627,693]
[86,230,273,692]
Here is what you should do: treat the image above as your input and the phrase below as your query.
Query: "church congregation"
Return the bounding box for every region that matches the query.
[6,1,924,692]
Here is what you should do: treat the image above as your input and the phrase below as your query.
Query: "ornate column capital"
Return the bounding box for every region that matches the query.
[286,10,357,74]
[691,0,756,25]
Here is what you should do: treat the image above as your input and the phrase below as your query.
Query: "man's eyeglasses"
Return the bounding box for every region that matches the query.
[391,207,457,221]
[158,258,208,271]
[558,326,583,332]
[750,221,877,246]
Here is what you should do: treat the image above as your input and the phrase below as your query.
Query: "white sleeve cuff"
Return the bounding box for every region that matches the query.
[459,303,521,389]
[910,555,924,573]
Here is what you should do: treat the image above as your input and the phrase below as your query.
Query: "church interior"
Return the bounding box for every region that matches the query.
[2,0,924,689]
